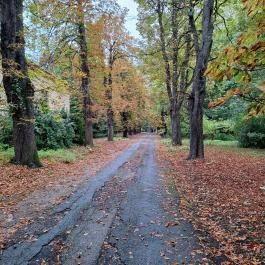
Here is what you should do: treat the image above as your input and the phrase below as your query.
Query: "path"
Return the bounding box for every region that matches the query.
[1,135,203,265]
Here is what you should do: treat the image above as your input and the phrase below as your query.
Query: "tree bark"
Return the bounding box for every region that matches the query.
[157,0,185,145]
[77,0,93,147]
[1,0,41,167]
[123,128,128,138]
[188,0,215,159]
[161,109,167,137]
[121,111,129,138]
[171,103,182,144]
[106,72,114,141]
[170,0,182,145]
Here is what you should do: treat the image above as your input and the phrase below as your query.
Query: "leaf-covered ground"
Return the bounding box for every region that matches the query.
[0,137,137,249]
[157,141,265,265]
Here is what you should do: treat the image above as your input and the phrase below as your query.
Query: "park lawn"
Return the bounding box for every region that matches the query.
[157,138,265,264]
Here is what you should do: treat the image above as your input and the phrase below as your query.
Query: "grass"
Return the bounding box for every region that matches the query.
[38,149,77,163]
[0,147,78,165]
[0,147,14,164]
[161,137,238,147]
[204,139,238,147]
[114,136,129,141]
[161,137,265,157]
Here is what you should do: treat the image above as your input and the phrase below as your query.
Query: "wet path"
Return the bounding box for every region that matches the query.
[1,135,202,265]
[97,136,202,265]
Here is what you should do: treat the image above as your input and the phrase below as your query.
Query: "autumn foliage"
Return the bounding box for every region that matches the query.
[157,141,265,264]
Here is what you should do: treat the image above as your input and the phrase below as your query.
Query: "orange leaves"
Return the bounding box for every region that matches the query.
[206,0,265,116]
[0,138,139,248]
[156,141,265,264]
[251,41,265,52]
[242,0,265,15]
[208,88,242,109]
[224,47,234,55]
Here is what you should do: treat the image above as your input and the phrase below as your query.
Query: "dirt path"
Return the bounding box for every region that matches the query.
[1,135,203,265]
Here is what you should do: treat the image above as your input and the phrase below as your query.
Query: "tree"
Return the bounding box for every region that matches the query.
[187,0,215,159]
[27,0,94,146]
[1,0,41,167]
[76,0,94,146]
[137,0,193,145]
[207,0,265,118]
[102,11,134,141]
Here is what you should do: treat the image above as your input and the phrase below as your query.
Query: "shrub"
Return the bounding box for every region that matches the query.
[238,116,265,148]
[0,110,75,150]
[0,115,13,146]
[203,118,235,140]
[35,111,75,150]
[70,96,85,144]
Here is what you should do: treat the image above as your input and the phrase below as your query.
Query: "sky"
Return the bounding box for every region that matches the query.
[117,0,140,39]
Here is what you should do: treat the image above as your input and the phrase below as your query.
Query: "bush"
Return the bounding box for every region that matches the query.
[94,119,107,138]
[70,96,85,144]
[203,118,235,140]
[0,115,13,146]
[35,111,75,150]
[238,116,265,148]
[0,110,75,150]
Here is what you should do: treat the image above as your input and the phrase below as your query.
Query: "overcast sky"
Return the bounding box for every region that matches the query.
[117,0,140,38]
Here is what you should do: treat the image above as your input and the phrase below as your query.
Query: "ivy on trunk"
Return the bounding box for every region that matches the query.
[1,0,41,167]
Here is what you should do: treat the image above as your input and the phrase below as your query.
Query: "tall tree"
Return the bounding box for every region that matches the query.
[102,11,133,141]
[1,0,41,167]
[76,0,94,146]
[187,0,215,159]
[27,0,95,146]
[138,0,192,146]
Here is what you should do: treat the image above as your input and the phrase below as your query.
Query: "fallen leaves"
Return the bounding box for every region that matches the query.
[0,137,138,249]
[165,221,180,227]
[157,141,265,264]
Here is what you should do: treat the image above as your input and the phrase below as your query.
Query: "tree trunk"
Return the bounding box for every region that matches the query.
[121,111,129,138]
[161,109,167,137]
[188,0,215,159]
[77,0,93,147]
[171,103,182,145]
[107,107,114,141]
[1,0,41,167]
[170,0,182,146]
[106,72,114,141]
[123,128,128,138]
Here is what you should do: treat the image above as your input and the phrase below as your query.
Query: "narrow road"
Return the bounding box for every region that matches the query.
[1,135,203,265]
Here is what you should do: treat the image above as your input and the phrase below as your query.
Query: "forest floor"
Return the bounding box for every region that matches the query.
[0,134,264,265]
[158,139,265,265]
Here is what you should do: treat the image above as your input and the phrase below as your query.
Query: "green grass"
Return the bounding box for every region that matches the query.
[161,137,238,147]
[204,139,238,147]
[160,137,265,157]
[114,136,129,141]
[0,147,14,164]
[38,149,77,163]
[0,147,78,165]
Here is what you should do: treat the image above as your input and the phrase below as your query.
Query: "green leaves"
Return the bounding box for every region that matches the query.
[207,0,265,116]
